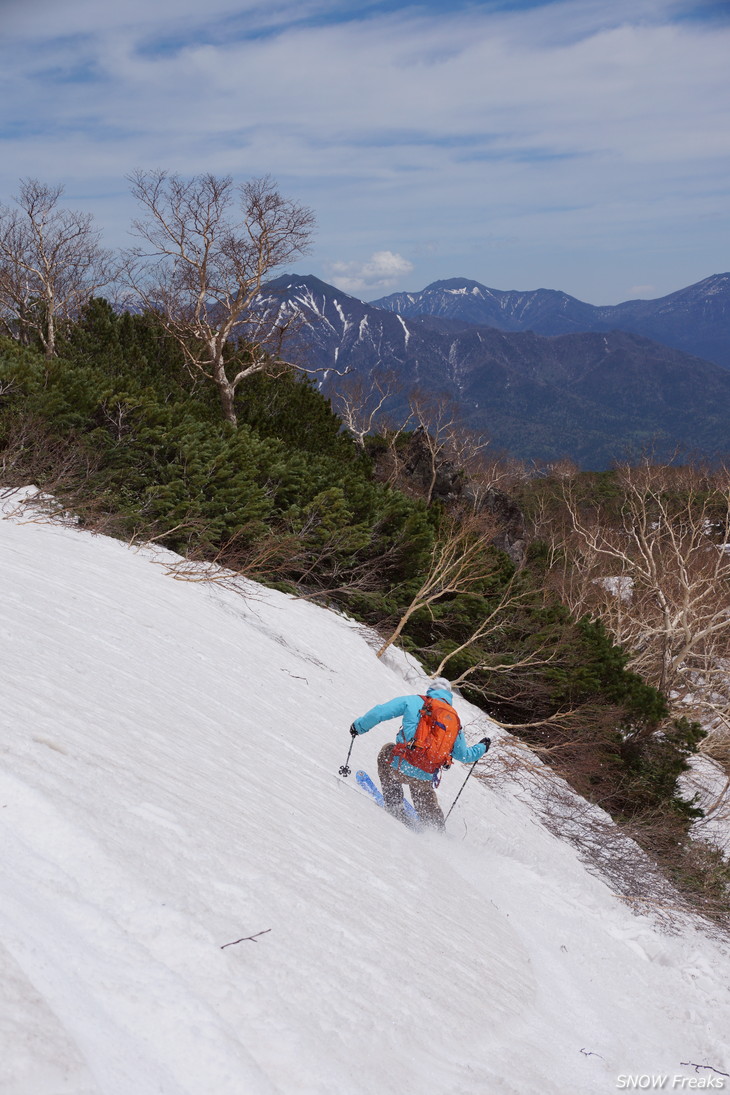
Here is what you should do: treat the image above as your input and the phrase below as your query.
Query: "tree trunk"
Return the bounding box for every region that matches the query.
[376,609,413,658]
[213,351,238,425]
[45,306,56,358]
[217,378,238,426]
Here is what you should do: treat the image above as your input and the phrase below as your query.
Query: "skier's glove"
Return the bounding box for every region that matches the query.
[479,737,491,753]
[350,723,359,737]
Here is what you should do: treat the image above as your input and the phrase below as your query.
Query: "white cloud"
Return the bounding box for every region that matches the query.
[0,0,728,302]
[328,251,414,294]
[628,284,657,297]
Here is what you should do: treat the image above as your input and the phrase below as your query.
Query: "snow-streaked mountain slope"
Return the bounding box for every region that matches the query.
[257,275,730,470]
[372,273,730,370]
[1,491,729,1095]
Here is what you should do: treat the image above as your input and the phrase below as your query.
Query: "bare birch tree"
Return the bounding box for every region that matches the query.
[554,462,730,759]
[0,179,114,356]
[331,370,398,449]
[125,170,315,425]
[404,393,488,505]
[376,512,498,657]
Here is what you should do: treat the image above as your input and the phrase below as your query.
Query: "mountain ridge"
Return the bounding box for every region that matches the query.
[372,272,730,369]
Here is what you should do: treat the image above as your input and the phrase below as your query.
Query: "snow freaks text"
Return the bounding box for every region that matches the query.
[616,1078,725,1090]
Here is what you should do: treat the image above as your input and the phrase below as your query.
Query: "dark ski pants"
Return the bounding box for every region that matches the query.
[377,743,445,830]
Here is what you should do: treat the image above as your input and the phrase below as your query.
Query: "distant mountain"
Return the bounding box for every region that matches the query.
[372,273,730,370]
[372,278,597,334]
[258,275,730,469]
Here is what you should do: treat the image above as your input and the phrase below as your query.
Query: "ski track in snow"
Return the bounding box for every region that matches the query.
[1,490,729,1094]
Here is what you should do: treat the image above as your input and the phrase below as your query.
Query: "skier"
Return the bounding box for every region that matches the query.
[350,677,490,829]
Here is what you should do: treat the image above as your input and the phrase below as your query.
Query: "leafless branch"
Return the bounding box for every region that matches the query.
[220,929,271,949]
[679,1062,729,1078]
[376,511,499,657]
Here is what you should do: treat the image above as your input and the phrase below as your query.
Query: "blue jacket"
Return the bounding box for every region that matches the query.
[352,686,487,782]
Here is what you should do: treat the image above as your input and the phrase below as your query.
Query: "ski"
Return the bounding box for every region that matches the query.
[355,770,420,826]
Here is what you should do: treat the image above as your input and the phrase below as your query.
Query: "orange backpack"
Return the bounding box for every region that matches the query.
[392,695,461,775]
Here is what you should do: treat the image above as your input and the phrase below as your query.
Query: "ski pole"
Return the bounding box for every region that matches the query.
[339,734,356,777]
[445,743,488,822]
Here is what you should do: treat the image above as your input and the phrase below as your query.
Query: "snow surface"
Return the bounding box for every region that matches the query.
[681,755,730,856]
[1,489,729,1095]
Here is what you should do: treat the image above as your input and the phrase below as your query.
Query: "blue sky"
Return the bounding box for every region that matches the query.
[1,0,728,302]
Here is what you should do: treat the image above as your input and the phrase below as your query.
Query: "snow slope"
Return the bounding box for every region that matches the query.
[1,491,729,1095]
